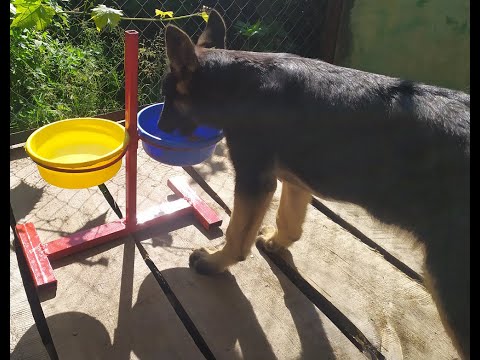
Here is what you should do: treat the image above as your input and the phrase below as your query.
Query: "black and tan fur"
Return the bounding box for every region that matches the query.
[158,10,470,358]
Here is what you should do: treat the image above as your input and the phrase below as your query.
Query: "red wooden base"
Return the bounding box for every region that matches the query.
[14,176,222,296]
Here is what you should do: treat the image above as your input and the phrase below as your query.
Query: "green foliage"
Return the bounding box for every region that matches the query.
[10,23,123,132]
[10,0,56,31]
[10,0,207,32]
[9,1,199,132]
[91,5,123,31]
[9,0,305,133]
[234,19,294,53]
[234,21,265,37]
[137,33,168,106]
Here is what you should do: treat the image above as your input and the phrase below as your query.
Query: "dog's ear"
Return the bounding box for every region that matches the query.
[197,9,226,49]
[165,25,199,74]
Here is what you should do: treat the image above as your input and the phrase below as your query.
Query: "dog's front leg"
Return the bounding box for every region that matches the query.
[189,178,276,275]
[258,180,311,252]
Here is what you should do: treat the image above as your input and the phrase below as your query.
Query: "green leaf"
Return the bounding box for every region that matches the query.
[10,3,16,15]
[45,0,68,26]
[200,11,209,23]
[155,9,174,18]
[91,5,123,31]
[11,0,56,31]
[235,20,265,38]
[57,12,69,27]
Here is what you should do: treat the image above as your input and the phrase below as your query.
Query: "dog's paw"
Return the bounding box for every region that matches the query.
[189,248,226,275]
[257,225,282,252]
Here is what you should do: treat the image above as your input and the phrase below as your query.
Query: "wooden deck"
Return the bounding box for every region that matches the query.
[10,139,460,359]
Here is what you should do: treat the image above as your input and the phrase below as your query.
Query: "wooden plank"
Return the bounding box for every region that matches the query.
[45,220,127,260]
[10,154,205,359]
[135,213,363,360]
[168,176,223,230]
[41,238,205,360]
[135,198,192,229]
[274,201,458,359]
[10,229,49,360]
[15,222,57,291]
[122,146,364,359]
[312,197,425,278]
[11,145,361,359]
[190,139,460,359]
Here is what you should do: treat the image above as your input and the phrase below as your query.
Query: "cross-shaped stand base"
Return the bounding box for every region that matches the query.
[14,176,222,298]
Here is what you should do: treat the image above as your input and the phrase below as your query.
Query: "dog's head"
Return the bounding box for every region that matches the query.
[157,9,227,135]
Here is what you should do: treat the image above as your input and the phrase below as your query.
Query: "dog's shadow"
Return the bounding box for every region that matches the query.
[12,255,336,360]
[140,265,337,359]
[257,245,337,360]
[12,271,278,359]
[151,268,278,360]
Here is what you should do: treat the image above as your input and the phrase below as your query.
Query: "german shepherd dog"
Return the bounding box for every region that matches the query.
[158,10,470,358]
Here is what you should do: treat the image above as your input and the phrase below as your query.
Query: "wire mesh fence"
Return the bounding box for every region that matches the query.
[10,0,327,134]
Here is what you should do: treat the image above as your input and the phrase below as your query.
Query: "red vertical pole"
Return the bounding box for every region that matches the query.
[124,30,139,230]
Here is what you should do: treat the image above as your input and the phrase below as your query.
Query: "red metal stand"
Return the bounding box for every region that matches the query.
[14,30,222,296]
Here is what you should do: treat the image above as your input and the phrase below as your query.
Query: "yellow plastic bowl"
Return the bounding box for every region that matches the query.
[25,118,129,189]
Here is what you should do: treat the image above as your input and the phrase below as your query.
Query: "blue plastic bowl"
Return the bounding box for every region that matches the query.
[137,103,223,166]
